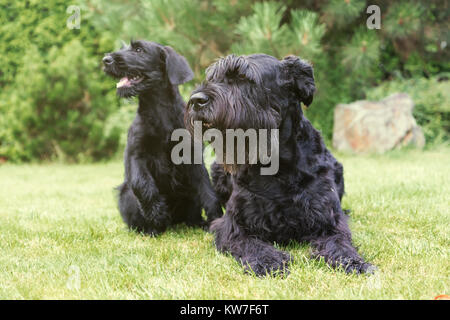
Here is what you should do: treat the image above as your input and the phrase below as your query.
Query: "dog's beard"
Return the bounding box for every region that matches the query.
[117,86,137,98]
[185,110,216,135]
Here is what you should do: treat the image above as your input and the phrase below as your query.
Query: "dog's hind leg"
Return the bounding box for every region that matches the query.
[118,183,164,235]
[124,155,171,235]
[118,183,140,228]
[211,214,291,277]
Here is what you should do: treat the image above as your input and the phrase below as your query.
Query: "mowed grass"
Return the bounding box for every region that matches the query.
[0,148,449,299]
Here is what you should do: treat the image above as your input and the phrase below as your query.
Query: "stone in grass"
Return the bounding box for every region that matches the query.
[332,93,425,154]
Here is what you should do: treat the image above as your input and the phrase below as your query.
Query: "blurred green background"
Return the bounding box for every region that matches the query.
[0,0,448,163]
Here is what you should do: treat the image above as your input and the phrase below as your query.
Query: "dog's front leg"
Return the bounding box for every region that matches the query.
[210,161,232,206]
[310,216,376,274]
[128,156,170,232]
[210,214,291,276]
[193,165,223,225]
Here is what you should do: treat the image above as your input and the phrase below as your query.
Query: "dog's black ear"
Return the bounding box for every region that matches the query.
[281,55,315,107]
[162,46,194,85]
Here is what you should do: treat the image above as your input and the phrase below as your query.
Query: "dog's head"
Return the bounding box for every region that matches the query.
[103,40,193,98]
[185,54,315,132]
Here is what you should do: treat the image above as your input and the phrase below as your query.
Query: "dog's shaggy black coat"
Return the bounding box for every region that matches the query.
[103,40,222,235]
[186,54,375,276]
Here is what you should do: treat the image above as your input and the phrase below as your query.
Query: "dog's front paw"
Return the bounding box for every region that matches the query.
[199,220,211,232]
[205,204,224,223]
[141,200,169,221]
[138,200,171,234]
[243,251,291,277]
[342,259,377,275]
[142,225,163,237]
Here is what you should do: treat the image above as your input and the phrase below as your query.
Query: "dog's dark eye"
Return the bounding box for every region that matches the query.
[135,47,142,53]
[238,74,246,80]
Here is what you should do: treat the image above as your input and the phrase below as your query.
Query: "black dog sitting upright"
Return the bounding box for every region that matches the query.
[103,40,222,235]
[186,54,375,276]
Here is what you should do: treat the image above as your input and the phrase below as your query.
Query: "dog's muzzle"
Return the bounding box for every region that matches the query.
[189,92,209,111]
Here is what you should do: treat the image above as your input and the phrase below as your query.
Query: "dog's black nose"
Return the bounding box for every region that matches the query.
[189,92,209,110]
[102,55,114,65]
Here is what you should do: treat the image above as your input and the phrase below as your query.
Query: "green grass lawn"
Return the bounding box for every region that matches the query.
[0,148,449,299]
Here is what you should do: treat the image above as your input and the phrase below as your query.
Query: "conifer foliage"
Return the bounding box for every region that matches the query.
[0,0,447,162]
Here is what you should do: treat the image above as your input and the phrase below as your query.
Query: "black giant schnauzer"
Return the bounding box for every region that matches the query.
[185,54,375,276]
[103,40,222,235]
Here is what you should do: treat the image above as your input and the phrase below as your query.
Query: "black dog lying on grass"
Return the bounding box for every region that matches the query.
[103,40,222,235]
[186,54,375,276]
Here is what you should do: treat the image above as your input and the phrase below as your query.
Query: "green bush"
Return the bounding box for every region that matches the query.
[0,0,112,86]
[0,0,121,162]
[0,40,119,162]
[365,77,450,145]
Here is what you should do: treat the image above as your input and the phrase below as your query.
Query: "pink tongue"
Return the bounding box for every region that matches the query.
[116,77,130,88]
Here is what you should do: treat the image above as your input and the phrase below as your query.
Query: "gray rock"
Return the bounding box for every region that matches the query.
[332,93,425,153]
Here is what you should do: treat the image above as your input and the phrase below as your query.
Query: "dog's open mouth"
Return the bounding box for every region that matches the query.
[116,75,144,88]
